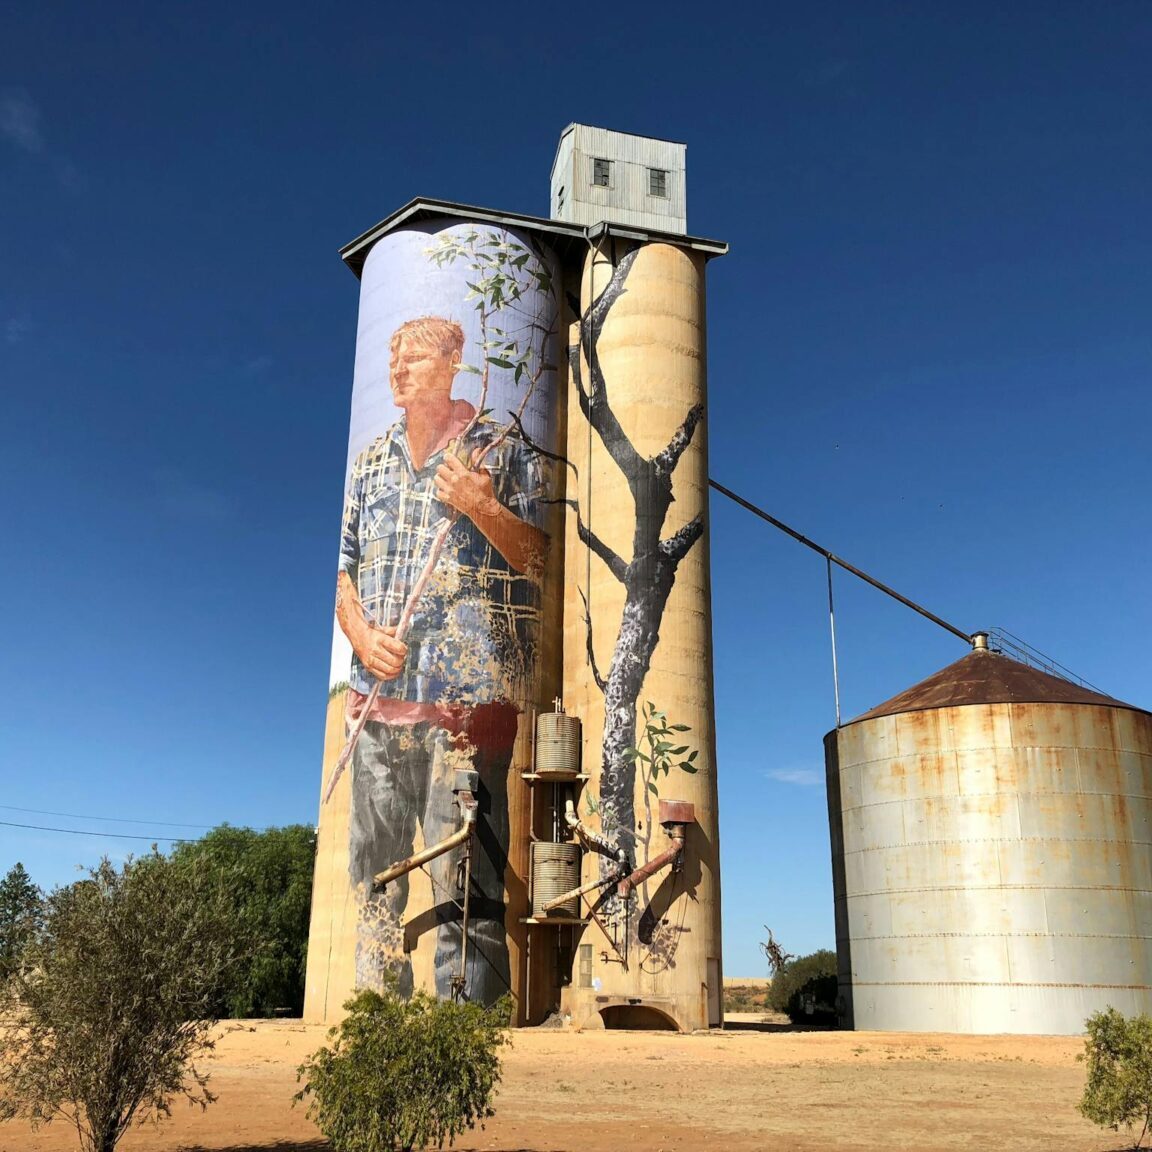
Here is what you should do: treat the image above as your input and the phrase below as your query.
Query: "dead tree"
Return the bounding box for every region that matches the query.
[569,246,705,858]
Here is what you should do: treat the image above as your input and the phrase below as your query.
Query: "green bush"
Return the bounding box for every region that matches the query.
[0,854,248,1152]
[767,948,839,1025]
[296,986,509,1152]
[170,823,316,1017]
[0,862,43,986]
[1079,1007,1152,1147]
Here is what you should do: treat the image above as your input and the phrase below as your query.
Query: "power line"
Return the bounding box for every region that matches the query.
[0,819,194,843]
[0,804,221,830]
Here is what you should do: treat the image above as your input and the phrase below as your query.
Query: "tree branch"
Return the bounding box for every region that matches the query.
[653,402,704,480]
[658,514,704,562]
[542,498,628,583]
[586,246,640,334]
[568,341,590,409]
[578,586,607,693]
[509,412,579,479]
[570,338,644,492]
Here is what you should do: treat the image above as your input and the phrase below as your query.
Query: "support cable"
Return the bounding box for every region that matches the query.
[708,479,972,645]
[826,557,842,729]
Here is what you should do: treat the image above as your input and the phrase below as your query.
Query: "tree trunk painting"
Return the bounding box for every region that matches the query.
[568,245,705,862]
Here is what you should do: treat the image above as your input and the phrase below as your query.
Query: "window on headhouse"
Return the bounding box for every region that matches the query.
[592,158,611,187]
[648,168,669,198]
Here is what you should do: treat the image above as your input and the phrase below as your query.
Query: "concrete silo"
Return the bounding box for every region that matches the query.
[826,636,1152,1034]
[305,126,727,1031]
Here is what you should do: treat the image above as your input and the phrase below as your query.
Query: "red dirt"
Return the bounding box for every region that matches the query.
[3,1017,1123,1152]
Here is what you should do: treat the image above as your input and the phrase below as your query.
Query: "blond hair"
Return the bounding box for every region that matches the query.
[390,317,465,359]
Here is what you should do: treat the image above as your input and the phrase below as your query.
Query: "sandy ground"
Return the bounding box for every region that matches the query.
[3,1016,1128,1152]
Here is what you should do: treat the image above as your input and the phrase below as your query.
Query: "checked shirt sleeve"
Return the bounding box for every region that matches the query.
[339,453,365,579]
[492,434,549,530]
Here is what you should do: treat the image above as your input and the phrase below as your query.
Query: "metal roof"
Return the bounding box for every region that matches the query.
[338,197,727,279]
[844,647,1148,726]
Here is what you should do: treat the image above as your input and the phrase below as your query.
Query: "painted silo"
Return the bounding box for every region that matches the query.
[557,236,724,1033]
[826,637,1152,1034]
[304,213,565,1025]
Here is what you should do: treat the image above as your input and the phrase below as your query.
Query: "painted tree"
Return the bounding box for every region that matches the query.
[566,245,706,861]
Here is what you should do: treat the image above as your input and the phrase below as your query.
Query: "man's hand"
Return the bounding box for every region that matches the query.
[354,624,408,681]
[434,454,499,523]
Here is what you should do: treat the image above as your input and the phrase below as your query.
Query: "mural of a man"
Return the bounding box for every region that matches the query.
[336,316,548,1003]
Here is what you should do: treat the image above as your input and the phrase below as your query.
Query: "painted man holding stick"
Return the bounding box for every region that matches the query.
[335,316,548,1004]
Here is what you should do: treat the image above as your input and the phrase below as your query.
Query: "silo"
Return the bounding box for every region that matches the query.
[556,236,723,1033]
[826,638,1152,1034]
[305,124,729,1030]
[304,211,565,1024]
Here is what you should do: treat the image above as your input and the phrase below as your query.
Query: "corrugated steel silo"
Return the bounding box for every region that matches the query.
[826,640,1152,1034]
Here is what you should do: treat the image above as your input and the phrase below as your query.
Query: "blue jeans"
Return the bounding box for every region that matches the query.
[349,710,512,1006]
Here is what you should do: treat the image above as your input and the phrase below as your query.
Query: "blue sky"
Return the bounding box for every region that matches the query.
[2,1,1150,977]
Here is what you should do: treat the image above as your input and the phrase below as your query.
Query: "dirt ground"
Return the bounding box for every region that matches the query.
[3,1013,1129,1152]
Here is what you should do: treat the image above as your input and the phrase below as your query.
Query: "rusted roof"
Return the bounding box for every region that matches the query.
[845,648,1148,726]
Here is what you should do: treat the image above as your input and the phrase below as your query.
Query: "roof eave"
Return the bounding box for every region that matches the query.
[339,197,728,280]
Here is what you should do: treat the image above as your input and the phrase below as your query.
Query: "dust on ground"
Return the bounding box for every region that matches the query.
[4,1016,1121,1152]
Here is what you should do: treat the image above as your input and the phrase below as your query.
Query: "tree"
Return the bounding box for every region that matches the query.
[170,823,316,1017]
[759,926,795,979]
[1079,1007,1152,1147]
[296,985,508,1152]
[767,948,839,1025]
[0,861,42,985]
[0,853,249,1152]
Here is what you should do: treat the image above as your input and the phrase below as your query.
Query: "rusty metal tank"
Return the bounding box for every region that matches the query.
[825,640,1152,1034]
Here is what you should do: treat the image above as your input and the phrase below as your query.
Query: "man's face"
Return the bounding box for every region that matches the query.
[390,336,459,408]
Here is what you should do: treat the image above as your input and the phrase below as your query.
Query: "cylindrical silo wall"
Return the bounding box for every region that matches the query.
[827,702,1152,1034]
[559,239,722,1032]
[305,219,564,1024]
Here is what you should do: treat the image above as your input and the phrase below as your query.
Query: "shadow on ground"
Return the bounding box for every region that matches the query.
[177,1145,554,1152]
[724,1019,839,1033]
[176,1143,327,1151]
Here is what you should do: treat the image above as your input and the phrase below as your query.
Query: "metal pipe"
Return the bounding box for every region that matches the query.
[708,478,972,645]
[564,800,626,863]
[617,826,685,897]
[373,802,477,889]
[540,869,619,914]
[453,824,475,1000]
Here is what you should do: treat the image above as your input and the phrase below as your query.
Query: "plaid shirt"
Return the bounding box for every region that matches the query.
[340,417,547,703]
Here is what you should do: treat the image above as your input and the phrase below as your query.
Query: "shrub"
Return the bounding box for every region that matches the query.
[724,983,766,1013]
[767,948,839,1025]
[0,862,43,986]
[170,823,316,1017]
[296,986,509,1152]
[0,854,249,1152]
[1079,1007,1152,1147]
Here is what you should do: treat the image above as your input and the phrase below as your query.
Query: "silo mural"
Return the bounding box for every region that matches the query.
[306,126,728,1031]
[558,239,723,1032]
[306,219,562,1017]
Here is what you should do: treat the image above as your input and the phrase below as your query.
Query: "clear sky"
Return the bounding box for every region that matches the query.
[2,1,1150,978]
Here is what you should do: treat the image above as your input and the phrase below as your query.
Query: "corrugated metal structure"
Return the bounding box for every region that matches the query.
[826,644,1152,1034]
[550,124,687,234]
